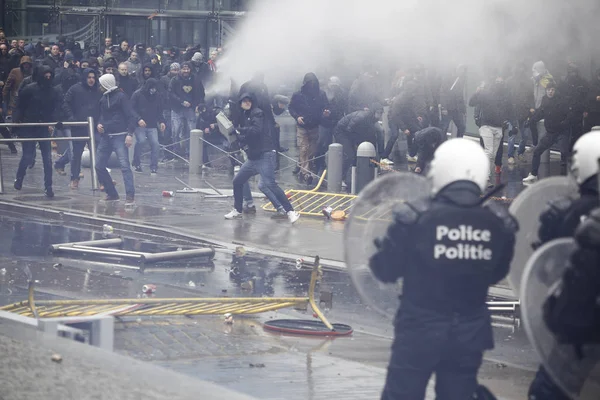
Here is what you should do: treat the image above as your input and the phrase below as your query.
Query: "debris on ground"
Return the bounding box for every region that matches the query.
[249,363,265,368]
[51,353,63,363]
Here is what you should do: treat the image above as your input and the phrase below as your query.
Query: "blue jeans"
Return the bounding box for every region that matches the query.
[234,151,290,213]
[171,108,197,154]
[16,127,52,189]
[95,133,135,198]
[507,119,530,158]
[133,127,160,170]
[54,128,73,168]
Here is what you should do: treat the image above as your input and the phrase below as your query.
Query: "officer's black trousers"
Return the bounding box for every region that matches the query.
[382,335,483,400]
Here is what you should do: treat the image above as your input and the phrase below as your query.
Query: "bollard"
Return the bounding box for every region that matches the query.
[189,129,203,175]
[354,142,377,194]
[327,143,343,192]
[537,120,550,164]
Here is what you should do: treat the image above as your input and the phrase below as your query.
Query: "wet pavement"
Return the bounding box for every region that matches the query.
[0,116,564,398]
[0,214,537,399]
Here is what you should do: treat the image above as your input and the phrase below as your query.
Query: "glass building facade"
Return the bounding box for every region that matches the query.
[1,0,250,49]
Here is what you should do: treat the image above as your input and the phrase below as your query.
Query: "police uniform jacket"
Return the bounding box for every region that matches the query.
[369,181,518,351]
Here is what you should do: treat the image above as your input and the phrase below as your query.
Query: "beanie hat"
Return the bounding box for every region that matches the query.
[191,52,203,62]
[99,73,117,92]
[64,53,75,61]
[170,62,180,71]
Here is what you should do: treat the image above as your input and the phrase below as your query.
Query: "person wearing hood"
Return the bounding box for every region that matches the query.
[468,74,514,186]
[124,51,142,77]
[169,62,205,155]
[584,68,600,133]
[57,68,102,189]
[559,62,589,148]
[131,78,165,174]
[137,63,156,88]
[522,81,571,183]
[95,73,144,204]
[288,72,329,184]
[333,103,384,190]
[317,76,347,173]
[224,93,300,224]
[238,72,283,152]
[116,62,137,98]
[149,54,161,77]
[13,66,61,198]
[3,55,32,117]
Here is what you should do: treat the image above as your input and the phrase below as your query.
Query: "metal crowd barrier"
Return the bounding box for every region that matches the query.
[0,117,98,193]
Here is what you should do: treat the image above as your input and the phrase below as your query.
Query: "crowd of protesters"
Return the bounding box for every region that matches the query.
[0,30,597,204]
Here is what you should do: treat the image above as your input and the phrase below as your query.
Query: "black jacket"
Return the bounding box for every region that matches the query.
[321,86,348,128]
[116,73,138,99]
[440,74,466,114]
[169,72,205,111]
[137,62,158,89]
[369,181,517,350]
[509,72,535,121]
[288,73,329,129]
[468,84,513,128]
[63,68,101,128]
[98,88,141,134]
[532,93,570,135]
[131,78,165,128]
[334,107,382,145]
[237,79,275,127]
[413,127,446,171]
[236,93,273,160]
[559,74,589,115]
[15,66,61,123]
[43,54,61,71]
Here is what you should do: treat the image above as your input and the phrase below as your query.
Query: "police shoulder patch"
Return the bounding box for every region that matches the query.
[392,197,430,225]
[484,201,519,233]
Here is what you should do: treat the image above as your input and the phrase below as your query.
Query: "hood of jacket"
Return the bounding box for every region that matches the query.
[19,55,33,69]
[142,77,159,95]
[35,65,55,88]
[141,62,155,79]
[532,61,548,78]
[301,72,320,95]
[238,92,256,109]
[81,67,98,88]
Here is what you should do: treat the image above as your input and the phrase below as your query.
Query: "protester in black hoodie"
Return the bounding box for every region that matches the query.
[14,66,61,197]
[523,81,571,183]
[224,93,300,224]
[288,72,329,183]
[131,78,165,174]
[60,68,101,188]
[334,104,384,188]
[169,62,205,155]
[137,63,156,88]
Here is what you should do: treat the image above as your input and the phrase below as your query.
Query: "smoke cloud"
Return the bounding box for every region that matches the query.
[214,0,600,92]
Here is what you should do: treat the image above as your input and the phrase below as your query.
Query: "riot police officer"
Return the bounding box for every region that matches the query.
[528,130,600,400]
[369,138,518,399]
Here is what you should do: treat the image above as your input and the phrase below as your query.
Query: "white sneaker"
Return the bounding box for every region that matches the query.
[287,211,300,224]
[224,209,242,219]
[406,155,418,163]
[234,166,240,173]
[380,158,394,165]
[507,157,515,165]
[522,173,538,183]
